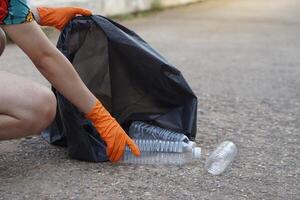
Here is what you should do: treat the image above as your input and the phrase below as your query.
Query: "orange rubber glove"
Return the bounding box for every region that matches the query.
[85,100,141,162]
[37,7,92,30]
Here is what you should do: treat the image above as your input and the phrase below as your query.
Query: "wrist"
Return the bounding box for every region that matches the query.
[0,28,6,56]
[85,100,114,123]
[31,7,41,24]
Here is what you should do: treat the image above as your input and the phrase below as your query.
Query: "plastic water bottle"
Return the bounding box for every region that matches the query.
[132,138,194,153]
[129,121,189,142]
[123,146,202,165]
[129,121,196,149]
[205,141,237,175]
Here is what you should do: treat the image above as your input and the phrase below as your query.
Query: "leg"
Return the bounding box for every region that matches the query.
[0,71,57,140]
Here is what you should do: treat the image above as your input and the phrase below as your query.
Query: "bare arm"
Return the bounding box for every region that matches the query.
[1,21,97,114]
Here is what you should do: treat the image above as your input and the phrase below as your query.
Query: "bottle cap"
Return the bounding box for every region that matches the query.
[192,147,202,159]
[183,141,196,151]
[189,141,196,148]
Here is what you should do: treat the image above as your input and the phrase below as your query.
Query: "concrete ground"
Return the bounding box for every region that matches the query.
[0,0,299,199]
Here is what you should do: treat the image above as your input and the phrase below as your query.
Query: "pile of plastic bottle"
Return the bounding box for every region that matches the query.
[123,121,237,175]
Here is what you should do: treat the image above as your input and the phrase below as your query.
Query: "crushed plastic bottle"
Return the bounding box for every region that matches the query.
[129,121,189,142]
[132,138,194,153]
[205,141,237,175]
[129,121,196,150]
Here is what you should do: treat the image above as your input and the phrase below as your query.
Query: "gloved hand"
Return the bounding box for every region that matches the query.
[85,100,141,162]
[36,7,92,30]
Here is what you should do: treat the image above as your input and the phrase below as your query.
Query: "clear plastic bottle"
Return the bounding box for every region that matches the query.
[123,147,202,165]
[133,138,194,153]
[129,121,189,142]
[205,141,237,175]
[129,121,196,148]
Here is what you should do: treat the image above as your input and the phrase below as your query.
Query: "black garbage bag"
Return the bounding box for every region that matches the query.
[42,15,198,162]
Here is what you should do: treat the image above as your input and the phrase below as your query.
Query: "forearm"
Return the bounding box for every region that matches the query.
[34,45,96,114]
[29,8,96,113]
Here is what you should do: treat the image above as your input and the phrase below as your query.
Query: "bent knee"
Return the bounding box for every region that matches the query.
[23,88,57,134]
[38,89,57,127]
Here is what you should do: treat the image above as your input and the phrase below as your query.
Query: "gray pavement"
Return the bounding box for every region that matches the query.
[1,0,300,199]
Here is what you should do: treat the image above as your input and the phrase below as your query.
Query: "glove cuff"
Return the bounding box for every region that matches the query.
[85,100,114,122]
[85,100,102,120]
[85,100,117,136]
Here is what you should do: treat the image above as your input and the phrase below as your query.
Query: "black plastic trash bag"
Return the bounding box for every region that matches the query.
[42,15,198,162]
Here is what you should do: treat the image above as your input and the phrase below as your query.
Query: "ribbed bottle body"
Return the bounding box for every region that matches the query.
[129,121,188,142]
